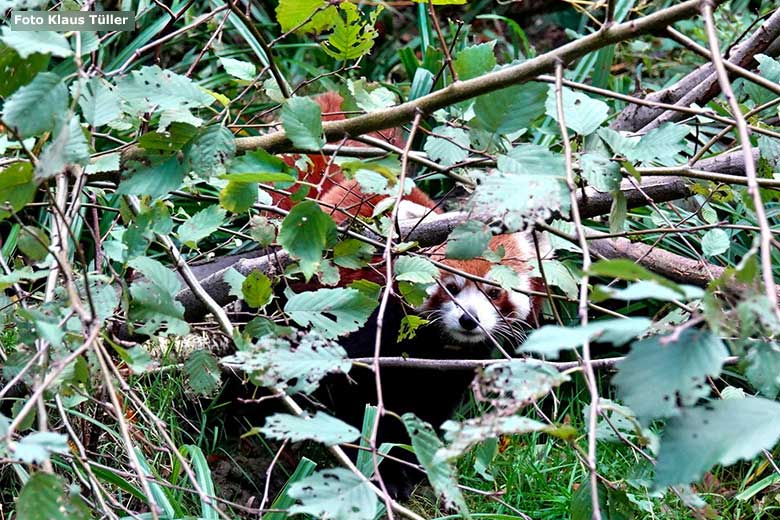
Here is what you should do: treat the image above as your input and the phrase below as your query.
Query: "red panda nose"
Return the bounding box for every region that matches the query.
[458,313,479,331]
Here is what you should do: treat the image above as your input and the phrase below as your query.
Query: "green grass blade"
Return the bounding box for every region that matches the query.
[264,457,317,520]
[181,444,219,520]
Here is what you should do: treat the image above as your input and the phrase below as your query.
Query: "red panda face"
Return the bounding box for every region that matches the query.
[419,232,544,346]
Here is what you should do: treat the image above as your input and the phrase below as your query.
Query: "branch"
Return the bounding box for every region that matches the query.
[612,7,780,132]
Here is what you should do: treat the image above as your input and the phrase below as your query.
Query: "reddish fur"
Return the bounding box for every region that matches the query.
[273,92,437,223]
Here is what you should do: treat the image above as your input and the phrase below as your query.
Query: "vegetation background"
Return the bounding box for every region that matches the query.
[2,0,780,518]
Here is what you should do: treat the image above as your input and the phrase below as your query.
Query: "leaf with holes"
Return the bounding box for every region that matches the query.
[453,42,496,81]
[475,359,570,412]
[288,468,377,520]
[403,414,470,516]
[14,432,69,464]
[76,77,121,128]
[35,116,90,182]
[220,331,351,395]
[545,85,609,136]
[439,414,548,461]
[654,398,780,487]
[184,125,236,178]
[746,342,780,399]
[1,27,72,59]
[581,152,621,192]
[446,221,492,260]
[394,256,439,284]
[275,0,338,34]
[519,318,651,358]
[242,270,273,309]
[282,96,324,151]
[15,472,90,520]
[613,328,729,425]
[177,205,226,248]
[185,349,222,397]
[260,412,360,446]
[2,72,67,138]
[117,158,185,200]
[284,287,377,338]
[424,125,470,166]
[278,201,337,280]
[321,3,381,61]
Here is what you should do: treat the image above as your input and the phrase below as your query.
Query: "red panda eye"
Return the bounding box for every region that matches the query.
[445,282,460,295]
[487,288,502,299]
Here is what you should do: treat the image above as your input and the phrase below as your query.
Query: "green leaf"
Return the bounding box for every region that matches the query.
[348,79,396,112]
[545,85,609,135]
[184,125,236,178]
[249,215,277,247]
[184,349,222,397]
[14,432,69,464]
[16,472,90,520]
[581,152,621,192]
[17,225,49,261]
[0,162,36,221]
[321,3,381,61]
[242,270,273,309]
[402,414,470,517]
[35,116,90,182]
[394,256,439,284]
[275,0,338,34]
[260,411,360,446]
[219,56,256,81]
[701,228,729,257]
[0,43,50,98]
[613,328,729,424]
[2,72,67,138]
[475,360,570,411]
[221,331,351,395]
[0,27,72,58]
[281,96,325,151]
[117,158,185,200]
[446,221,492,260]
[654,398,780,488]
[519,318,651,358]
[128,257,189,337]
[278,201,337,280]
[472,144,568,230]
[228,148,296,178]
[487,264,524,291]
[219,180,258,213]
[473,81,546,135]
[598,123,690,166]
[571,477,636,520]
[424,125,470,166]
[177,205,226,248]
[439,414,547,461]
[288,468,378,520]
[138,123,199,156]
[77,77,121,127]
[453,42,496,81]
[333,239,375,269]
[0,266,47,290]
[745,342,780,398]
[284,287,377,338]
[593,280,703,303]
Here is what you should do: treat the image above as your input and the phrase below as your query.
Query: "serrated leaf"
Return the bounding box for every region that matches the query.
[219,57,256,81]
[185,349,222,397]
[282,96,324,151]
[473,81,546,135]
[260,411,360,446]
[530,259,578,298]
[348,79,395,112]
[16,472,90,520]
[185,125,236,178]
[598,124,690,166]
[453,42,496,81]
[746,342,780,398]
[77,77,121,127]
[424,125,470,166]
[475,359,570,412]
[242,270,273,309]
[278,201,337,280]
[333,239,375,269]
[220,331,351,394]
[288,468,378,520]
[613,328,729,424]
[219,181,258,213]
[321,3,380,61]
[487,264,524,291]
[446,221,492,260]
[581,152,621,192]
[111,343,152,374]
[35,116,90,182]
[545,85,609,135]
[284,287,377,338]
[439,414,547,461]
[1,27,72,59]
[275,0,338,34]
[2,71,67,138]
[0,266,47,290]
[14,432,68,464]
[519,318,651,358]
[138,123,199,155]
[117,158,184,200]
[394,256,439,284]
[654,398,780,488]
[701,228,729,257]
[177,205,226,248]
[128,257,188,337]
[402,414,470,516]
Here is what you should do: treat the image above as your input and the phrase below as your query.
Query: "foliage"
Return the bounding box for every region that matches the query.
[2,0,780,519]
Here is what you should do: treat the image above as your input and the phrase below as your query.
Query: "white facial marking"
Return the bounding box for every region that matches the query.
[439,276,498,344]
